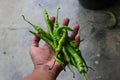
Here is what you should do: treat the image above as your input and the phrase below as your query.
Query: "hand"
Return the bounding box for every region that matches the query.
[29,16,80,77]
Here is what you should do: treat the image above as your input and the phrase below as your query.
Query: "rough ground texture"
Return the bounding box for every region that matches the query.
[0,0,120,80]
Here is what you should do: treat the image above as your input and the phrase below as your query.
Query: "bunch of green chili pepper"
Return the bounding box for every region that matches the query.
[22,5,93,80]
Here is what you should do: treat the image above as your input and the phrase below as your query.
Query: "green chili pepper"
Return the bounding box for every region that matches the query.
[65,44,86,73]
[68,40,89,72]
[29,30,55,49]
[53,7,60,31]
[56,30,67,52]
[106,11,117,29]
[53,8,60,47]
[22,15,52,41]
[70,55,76,66]
[39,4,53,36]
[62,47,70,63]
[69,40,89,72]
[53,55,66,71]
[56,26,73,37]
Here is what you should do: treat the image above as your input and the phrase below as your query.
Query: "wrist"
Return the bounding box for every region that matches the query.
[34,64,62,79]
[22,65,59,80]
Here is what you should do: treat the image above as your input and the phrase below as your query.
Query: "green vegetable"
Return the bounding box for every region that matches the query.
[22,15,52,41]
[22,5,93,80]
[39,4,53,36]
[106,11,117,29]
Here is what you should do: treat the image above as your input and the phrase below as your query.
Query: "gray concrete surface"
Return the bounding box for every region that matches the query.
[0,0,120,80]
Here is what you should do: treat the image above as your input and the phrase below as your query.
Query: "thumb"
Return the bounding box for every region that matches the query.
[30,36,40,47]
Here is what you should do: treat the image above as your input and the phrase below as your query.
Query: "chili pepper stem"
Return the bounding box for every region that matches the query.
[81,73,87,80]
[68,64,75,78]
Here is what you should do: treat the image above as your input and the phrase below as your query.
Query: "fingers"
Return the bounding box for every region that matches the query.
[50,17,70,26]
[70,24,80,40]
[50,16,55,23]
[62,18,70,26]
[31,36,40,47]
[62,19,80,47]
[70,24,80,47]
[75,34,80,47]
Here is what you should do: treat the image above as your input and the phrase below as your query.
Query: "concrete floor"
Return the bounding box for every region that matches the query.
[0,0,120,80]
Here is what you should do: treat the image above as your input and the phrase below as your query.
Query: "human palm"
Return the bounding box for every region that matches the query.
[30,40,57,69]
[29,16,80,72]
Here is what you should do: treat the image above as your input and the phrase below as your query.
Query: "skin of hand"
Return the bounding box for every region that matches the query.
[22,16,80,80]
